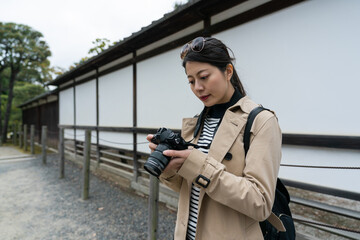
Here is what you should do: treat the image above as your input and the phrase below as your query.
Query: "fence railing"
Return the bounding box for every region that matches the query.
[13,124,360,239]
[9,124,49,164]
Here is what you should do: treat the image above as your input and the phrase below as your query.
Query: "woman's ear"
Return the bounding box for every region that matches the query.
[226,64,234,81]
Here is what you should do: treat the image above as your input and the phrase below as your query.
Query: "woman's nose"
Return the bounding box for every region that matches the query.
[194,80,204,91]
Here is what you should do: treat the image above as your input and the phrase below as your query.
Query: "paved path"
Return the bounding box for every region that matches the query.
[0,145,30,158]
[0,146,176,240]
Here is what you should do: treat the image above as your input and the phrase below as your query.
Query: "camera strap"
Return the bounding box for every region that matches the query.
[193,106,208,139]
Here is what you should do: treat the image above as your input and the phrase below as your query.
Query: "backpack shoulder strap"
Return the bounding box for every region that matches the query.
[244,106,289,233]
[244,106,267,156]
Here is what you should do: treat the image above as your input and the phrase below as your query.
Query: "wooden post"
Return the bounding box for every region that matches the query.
[133,133,138,182]
[19,124,23,148]
[13,123,16,145]
[96,130,100,167]
[59,128,65,179]
[42,126,47,165]
[82,130,91,200]
[24,124,28,151]
[30,125,35,154]
[148,175,159,240]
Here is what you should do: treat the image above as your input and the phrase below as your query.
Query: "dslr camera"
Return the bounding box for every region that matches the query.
[144,127,192,177]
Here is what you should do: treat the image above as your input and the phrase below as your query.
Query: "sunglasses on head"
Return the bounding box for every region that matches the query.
[180,37,206,60]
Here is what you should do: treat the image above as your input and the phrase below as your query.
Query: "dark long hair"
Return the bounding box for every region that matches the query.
[182,37,246,96]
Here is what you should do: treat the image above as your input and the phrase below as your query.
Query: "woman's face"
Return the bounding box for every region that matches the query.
[185,61,234,107]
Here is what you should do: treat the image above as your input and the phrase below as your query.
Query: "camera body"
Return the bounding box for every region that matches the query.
[144,127,189,177]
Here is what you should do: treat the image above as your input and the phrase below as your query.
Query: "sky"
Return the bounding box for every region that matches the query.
[0,0,186,70]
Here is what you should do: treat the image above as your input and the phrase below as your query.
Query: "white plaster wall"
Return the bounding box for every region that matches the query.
[279,146,360,194]
[75,129,84,142]
[75,80,96,126]
[137,48,203,129]
[59,88,75,140]
[98,132,133,151]
[64,129,74,140]
[214,0,360,193]
[59,88,74,125]
[74,129,97,143]
[98,66,133,127]
[137,133,151,154]
[56,0,360,192]
[214,0,360,136]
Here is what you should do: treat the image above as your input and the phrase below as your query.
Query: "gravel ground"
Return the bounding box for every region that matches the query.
[2,146,358,240]
[0,152,176,240]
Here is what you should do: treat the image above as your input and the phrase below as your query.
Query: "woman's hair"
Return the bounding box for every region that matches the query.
[182,37,246,96]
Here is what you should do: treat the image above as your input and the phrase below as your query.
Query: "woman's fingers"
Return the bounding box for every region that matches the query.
[163,149,192,172]
[146,134,154,142]
[148,142,157,152]
[146,134,156,152]
[163,149,190,158]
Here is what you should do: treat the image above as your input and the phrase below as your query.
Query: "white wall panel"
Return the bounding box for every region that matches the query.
[214,0,360,135]
[99,66,133,127]
[75,80,96,126]
[137,133,151,154]
[59,88,74,125]
[64,129,75,140]
[99,132,133,151]
[279,146,360,194]
[137,49,203,129]
[75,129,85,142]
[75,129,97,143]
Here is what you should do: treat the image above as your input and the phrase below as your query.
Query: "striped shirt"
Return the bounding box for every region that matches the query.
[186,117,220,240]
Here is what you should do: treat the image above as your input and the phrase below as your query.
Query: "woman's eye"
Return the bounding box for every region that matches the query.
[200,75,208,80]
[188,80,195,85]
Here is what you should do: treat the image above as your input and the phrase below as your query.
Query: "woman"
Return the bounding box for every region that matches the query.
[147,37,282,240]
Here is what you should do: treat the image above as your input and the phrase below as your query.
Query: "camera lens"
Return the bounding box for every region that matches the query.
[144,144,171,177]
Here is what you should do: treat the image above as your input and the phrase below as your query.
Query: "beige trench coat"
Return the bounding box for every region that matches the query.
[160,96,282,240]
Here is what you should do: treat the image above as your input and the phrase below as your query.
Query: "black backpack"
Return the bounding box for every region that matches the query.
[244,106,296,240]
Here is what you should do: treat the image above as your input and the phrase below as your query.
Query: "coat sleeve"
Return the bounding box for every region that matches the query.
[177,115,282,221]
[159,169,183,193]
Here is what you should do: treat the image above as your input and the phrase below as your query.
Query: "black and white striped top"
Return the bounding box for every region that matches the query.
[186,117,220,240]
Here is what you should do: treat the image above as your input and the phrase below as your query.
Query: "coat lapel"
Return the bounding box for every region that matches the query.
[181,117,198,142]
[208,109,247,162]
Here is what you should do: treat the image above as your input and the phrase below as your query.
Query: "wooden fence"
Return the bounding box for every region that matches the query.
[11,124,360,239]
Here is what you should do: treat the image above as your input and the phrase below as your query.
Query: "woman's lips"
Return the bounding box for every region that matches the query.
[200,95,210,101]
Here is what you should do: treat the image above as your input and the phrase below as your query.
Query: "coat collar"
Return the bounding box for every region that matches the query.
[193,89,244,138]
[182,96,254,162]
[208,108,247,162]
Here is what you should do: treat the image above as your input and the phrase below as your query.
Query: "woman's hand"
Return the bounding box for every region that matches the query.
[163,149,192,172]
[147,134,192,172]
[146,134,157,153]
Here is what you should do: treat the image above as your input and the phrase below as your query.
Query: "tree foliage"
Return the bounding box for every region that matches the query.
[174,0,188,10]
[0,22,51,142]
[88,38,113,55]
[69,38,117,70]
[11,82,45,122]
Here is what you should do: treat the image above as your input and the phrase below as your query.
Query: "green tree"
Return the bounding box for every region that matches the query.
[0,67,10,140]
[88,38,112,55]
[13,82,45,105]
[0,22,51,143]
[174,0,188,10]
[69,38,116,70]
[11,82,45,123]
[16,59,54,87]
[0,22,9,140]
